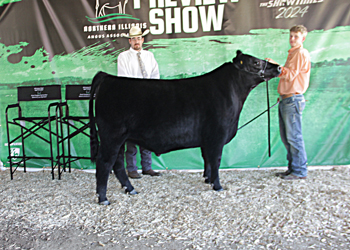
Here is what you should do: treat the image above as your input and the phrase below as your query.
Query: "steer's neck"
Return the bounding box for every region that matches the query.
[234,71,261,104]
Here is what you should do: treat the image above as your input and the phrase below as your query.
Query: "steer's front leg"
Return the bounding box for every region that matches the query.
[202,158,211,184]
[210,166,223,191]
[201,145,224,191]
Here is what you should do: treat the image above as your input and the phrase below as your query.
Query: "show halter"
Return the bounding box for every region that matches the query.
[233,59,268,79]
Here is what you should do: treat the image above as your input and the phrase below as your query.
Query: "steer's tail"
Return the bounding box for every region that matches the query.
[89,71,107,162]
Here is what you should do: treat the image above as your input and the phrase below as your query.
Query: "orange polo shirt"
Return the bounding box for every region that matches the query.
[278,45,311,95]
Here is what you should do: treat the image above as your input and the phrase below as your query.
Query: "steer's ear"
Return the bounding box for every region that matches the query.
[233,50,243,64]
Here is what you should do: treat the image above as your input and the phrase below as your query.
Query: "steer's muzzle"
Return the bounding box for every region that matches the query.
[262,64,282,81]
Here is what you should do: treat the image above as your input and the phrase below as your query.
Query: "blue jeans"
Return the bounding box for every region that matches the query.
[125,142,152,172]
[278,94,307,177]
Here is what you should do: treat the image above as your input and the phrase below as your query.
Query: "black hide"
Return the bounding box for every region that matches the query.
[89,50,281,204]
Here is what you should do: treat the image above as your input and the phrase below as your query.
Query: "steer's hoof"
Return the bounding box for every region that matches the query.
[99,200,111,205]
[211,183,224,192]
[129,189,138,195]
[204,177,210,184]
[123,187,138,195]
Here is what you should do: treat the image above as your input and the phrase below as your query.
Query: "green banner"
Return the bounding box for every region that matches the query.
[0,0,349,170]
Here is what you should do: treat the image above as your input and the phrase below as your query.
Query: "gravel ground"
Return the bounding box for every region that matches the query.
[0,166,350,250]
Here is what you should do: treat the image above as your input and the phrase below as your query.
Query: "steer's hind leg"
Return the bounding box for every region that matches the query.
[96,148,117,205]
[112,144,137,195]
[96,137,130,205]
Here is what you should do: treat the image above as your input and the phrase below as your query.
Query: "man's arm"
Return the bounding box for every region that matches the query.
[280,51,310,81]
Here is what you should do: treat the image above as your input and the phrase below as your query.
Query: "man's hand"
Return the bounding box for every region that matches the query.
[265,58,279,65]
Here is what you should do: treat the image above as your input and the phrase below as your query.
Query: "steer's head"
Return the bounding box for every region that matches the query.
[232,50,281,82]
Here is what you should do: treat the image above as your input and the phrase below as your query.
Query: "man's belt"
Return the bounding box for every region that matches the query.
[281,93,301,99]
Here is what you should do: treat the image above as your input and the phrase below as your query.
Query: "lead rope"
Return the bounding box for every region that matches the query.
[263,61,271,157]
[266,80,271,157]
[238,80,279,157]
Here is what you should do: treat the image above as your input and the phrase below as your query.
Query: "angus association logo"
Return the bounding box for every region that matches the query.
[96,0,128,16]
[83,0,146,39]
[86,0,139,23]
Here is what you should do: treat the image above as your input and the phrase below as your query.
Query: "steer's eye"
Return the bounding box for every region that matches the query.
[254,61,260,66]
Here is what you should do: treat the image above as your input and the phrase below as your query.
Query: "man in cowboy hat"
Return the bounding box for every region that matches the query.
[118,26,161,179]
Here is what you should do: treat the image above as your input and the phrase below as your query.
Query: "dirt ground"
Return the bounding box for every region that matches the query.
[1,167,349,250]
[1,226,189,250]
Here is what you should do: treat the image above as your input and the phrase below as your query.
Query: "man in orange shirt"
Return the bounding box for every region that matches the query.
[266,25,311,180]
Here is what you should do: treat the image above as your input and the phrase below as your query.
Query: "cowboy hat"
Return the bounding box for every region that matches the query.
[121,26,150,38]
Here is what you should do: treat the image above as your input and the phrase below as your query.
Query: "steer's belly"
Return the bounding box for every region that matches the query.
[127,124,202,155]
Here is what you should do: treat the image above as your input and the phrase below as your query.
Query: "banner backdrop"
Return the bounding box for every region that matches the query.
[0,0,349,170]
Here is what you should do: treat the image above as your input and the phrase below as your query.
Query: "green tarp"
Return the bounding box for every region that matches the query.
[0,0,349,170]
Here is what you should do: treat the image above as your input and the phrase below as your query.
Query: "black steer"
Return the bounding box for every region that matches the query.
[89,50,281,205]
